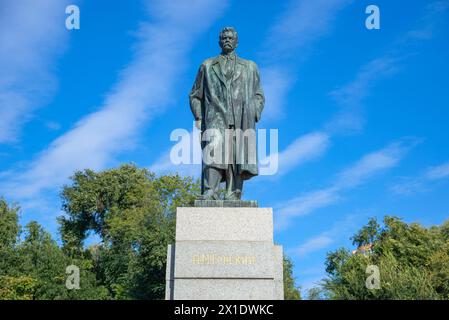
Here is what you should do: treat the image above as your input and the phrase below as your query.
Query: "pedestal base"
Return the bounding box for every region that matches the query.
[165,207,284,300]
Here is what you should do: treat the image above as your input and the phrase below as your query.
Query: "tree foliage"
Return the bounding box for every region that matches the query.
[322,216,449,300]
[283,256,301,299]
[0,198,109,300]
[1,165,302,300]
[58,164,199,299]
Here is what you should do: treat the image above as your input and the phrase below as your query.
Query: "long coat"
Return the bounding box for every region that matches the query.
[189,54,265,180]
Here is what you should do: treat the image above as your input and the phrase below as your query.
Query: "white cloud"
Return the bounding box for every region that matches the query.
[265,0,449,184]
[0,0,71,143]
[325,1,449,135]
[276,132,330,176]
[151,158,201,180]
[294,235,334,257]
[288,213,371,297]
[275,139,417,230]
[425,162,449,180]
[300,275,327,298]
[258,132,330,180]
[263,0,353,60]
[249,0,354,182]
[149,127,202,179]
[276,187,340,230]
[325,57,400,135]
[334,140,412,189]
[391,160,449,195]
[0,0,228,199]
[290,213,366,257]
[45,121,62,131]
[260,0,353,123]
[259,67,292,122]
[404,0,449,42]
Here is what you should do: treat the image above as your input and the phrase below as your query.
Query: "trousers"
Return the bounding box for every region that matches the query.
[201,125,243,200]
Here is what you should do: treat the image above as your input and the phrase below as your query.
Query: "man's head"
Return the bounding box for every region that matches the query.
[219,27,238,54]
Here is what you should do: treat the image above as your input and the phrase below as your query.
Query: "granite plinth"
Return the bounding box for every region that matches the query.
[165,207,284,300]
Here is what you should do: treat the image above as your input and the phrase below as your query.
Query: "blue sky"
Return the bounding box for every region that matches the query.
[1,0,449,295]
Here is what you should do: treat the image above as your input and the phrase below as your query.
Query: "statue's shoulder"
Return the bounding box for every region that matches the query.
[201,56,219,68]
[236,57,259,69]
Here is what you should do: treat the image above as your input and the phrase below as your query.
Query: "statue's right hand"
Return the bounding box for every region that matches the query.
[195,119,202,130]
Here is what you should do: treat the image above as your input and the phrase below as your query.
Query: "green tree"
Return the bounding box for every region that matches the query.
[17,221,110,300]
[0,198,109,300]
[0,199,19,246]
[307,287,325,300]
[322,216,449,300]
[0,199,35,300]
[0,276,37,300]
[283,256,301,300]
[0,199,20,276]
[17,221,68,299]
[2,165,305,300]
[58,164,199,299]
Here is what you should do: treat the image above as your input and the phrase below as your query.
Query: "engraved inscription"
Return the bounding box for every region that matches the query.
[192,253,257,265]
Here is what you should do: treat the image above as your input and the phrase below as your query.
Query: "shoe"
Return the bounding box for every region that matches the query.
[224,190,242,200]
[198,192,220,200]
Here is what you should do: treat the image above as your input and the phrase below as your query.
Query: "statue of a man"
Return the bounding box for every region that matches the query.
[189,27,265,200]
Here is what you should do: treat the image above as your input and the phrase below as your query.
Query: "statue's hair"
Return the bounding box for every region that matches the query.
[219,27,238,42]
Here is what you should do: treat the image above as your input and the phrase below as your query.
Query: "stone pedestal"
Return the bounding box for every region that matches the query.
[165,206,284,300]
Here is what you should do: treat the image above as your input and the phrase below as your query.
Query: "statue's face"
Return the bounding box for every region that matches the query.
[219,31,238,53]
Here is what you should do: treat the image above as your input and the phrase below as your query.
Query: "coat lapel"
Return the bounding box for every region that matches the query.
[232,57,245,82]
[211,57,227,87]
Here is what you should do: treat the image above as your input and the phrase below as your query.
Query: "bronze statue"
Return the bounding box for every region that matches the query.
[189,27,265,200]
